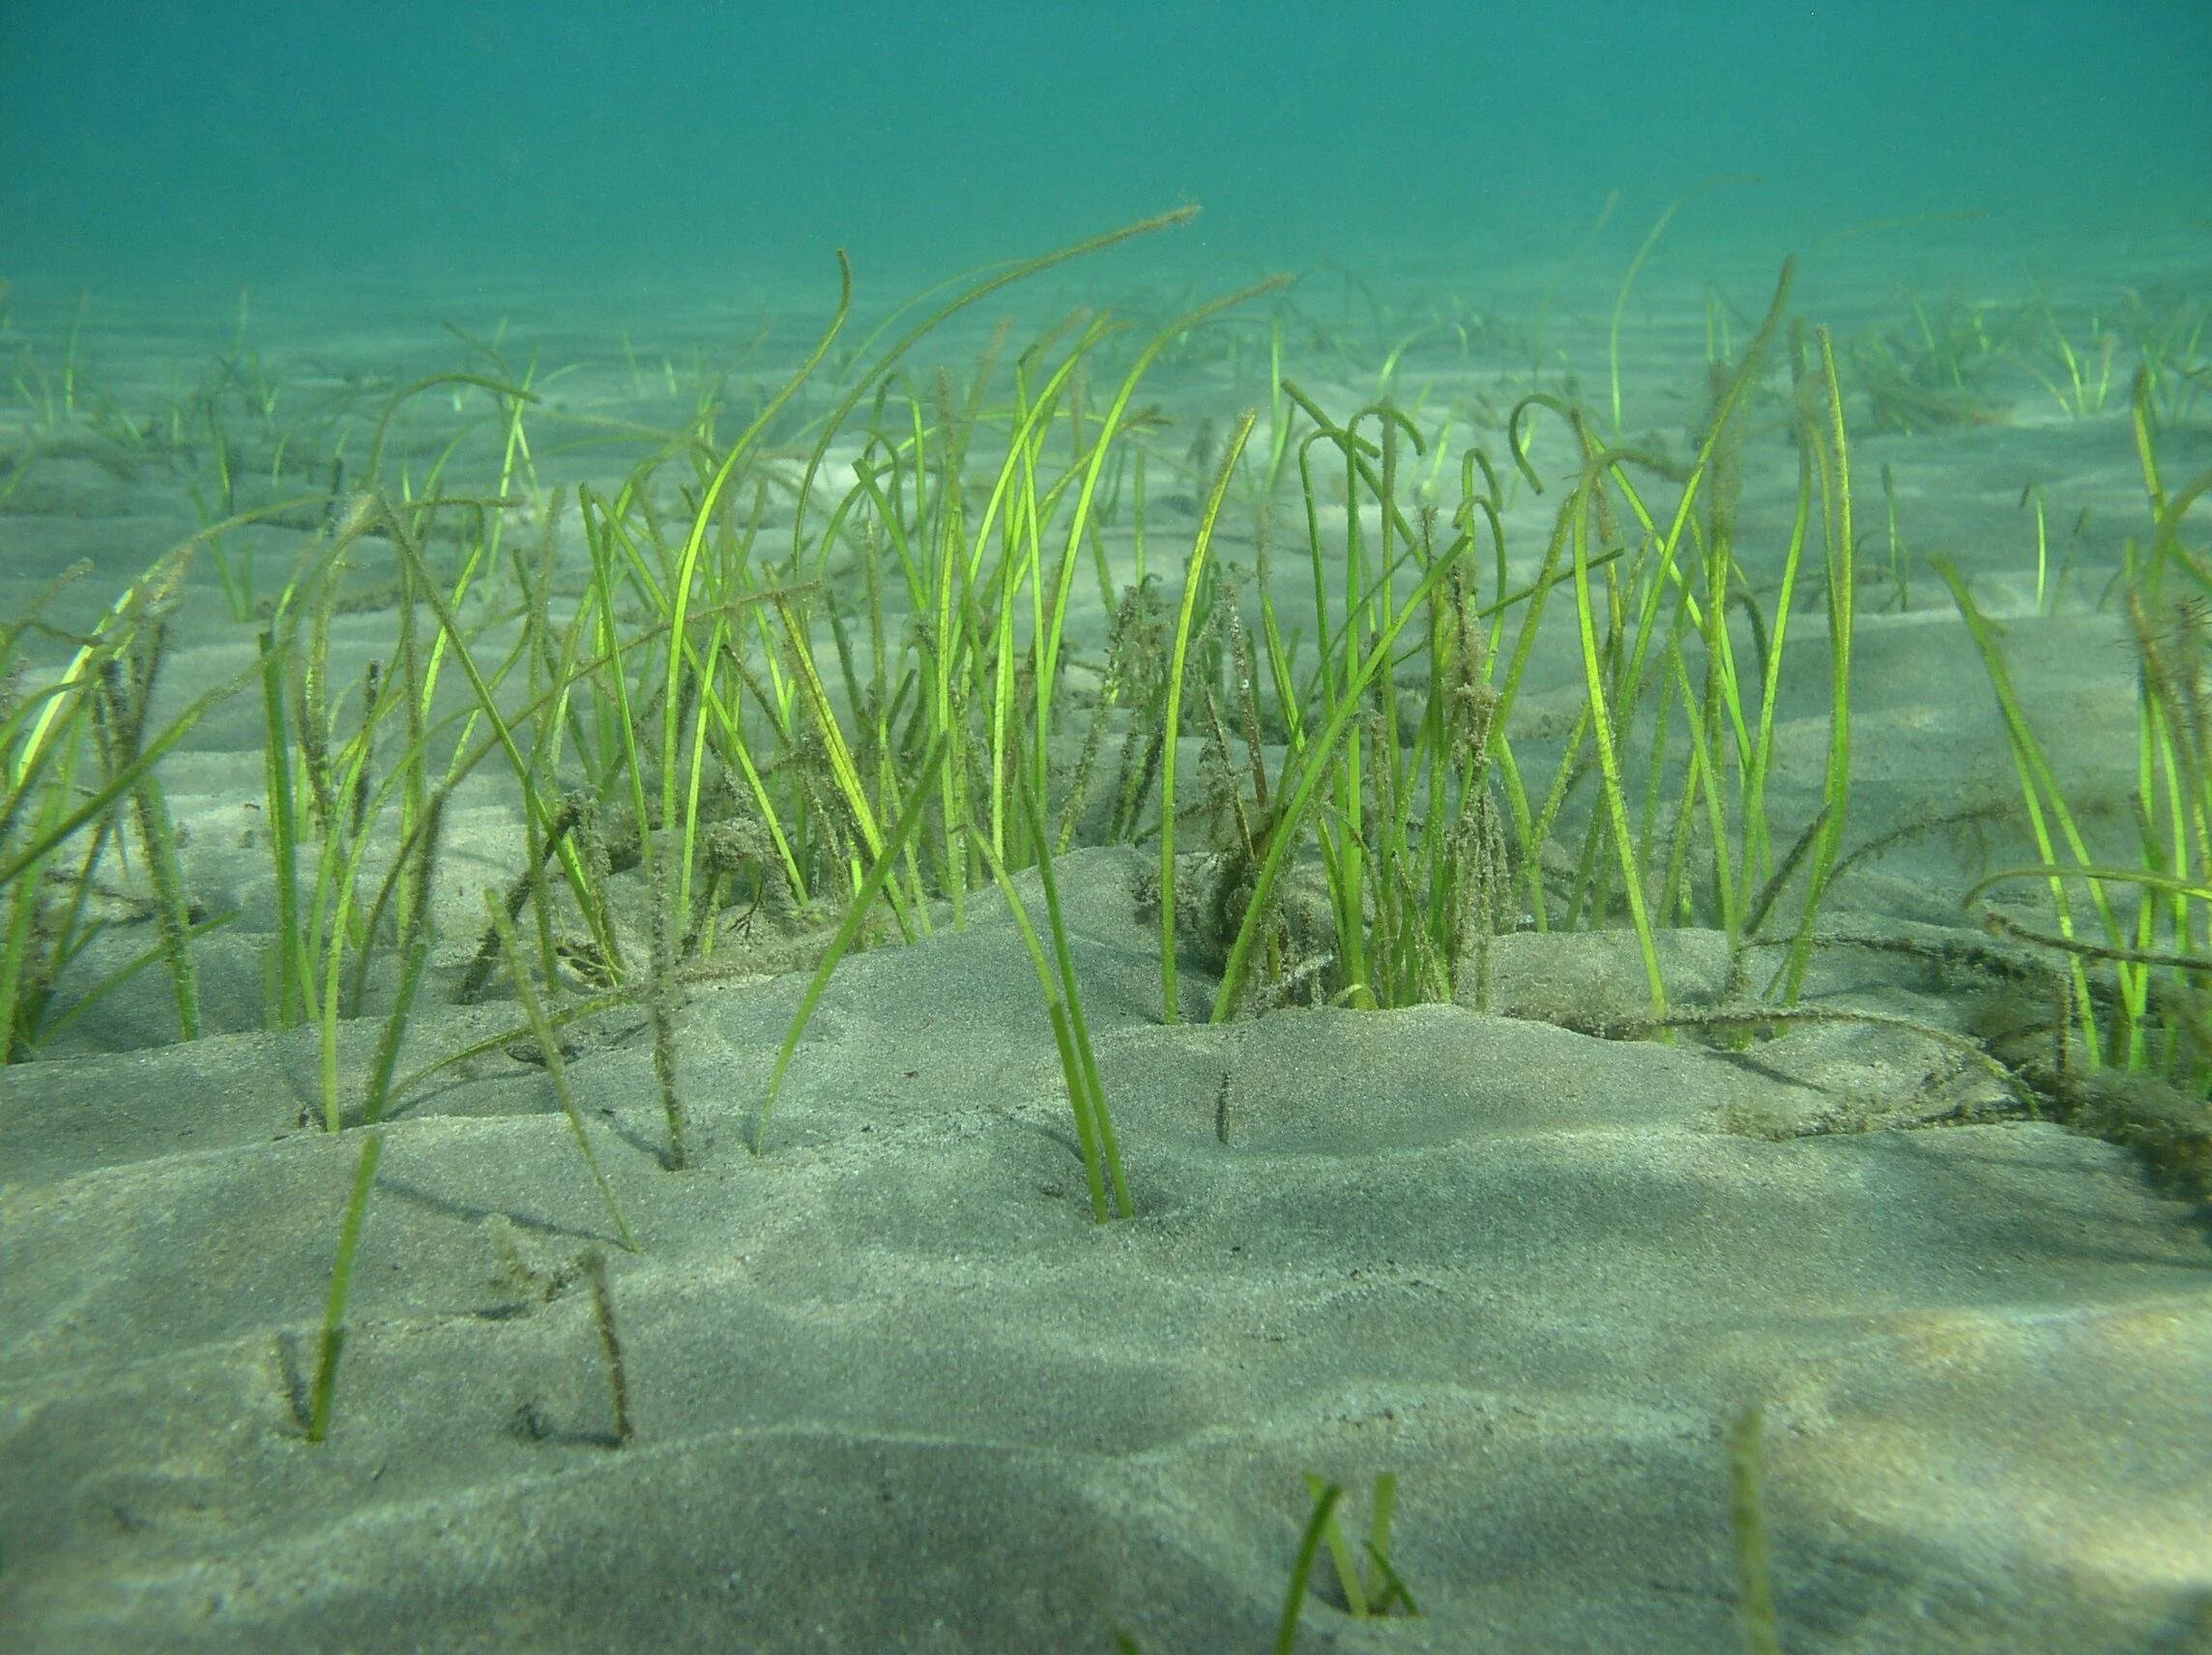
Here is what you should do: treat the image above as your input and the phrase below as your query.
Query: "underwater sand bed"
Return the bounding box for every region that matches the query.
[3,214,2210,1650]
[5,905,2207,1653]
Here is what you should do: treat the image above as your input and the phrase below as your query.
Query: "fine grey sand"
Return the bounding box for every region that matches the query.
[3,248,2210,1653]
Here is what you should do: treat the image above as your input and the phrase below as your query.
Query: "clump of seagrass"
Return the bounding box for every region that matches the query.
[1303,1470,1420,1621]
[1,552,247,1063]
[1848,299,2017,434]
[1420,558,1514,1009]
[1930,371,2212,1203]
[1267,1471,1422,1654]
[1078,574,1172,846]
[1181,569,1338,1016]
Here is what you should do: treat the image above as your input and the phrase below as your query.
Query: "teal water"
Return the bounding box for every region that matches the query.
[4,0,2205,292]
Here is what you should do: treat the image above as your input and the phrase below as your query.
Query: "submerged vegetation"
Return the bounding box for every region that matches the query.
[1,218,1865,1119]
[1939,365,2212,1198]
[2,210,2209,1644]
[4,211,2208,1187]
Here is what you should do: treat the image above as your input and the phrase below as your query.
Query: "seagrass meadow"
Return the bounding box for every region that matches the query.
[1,203,2210,1654]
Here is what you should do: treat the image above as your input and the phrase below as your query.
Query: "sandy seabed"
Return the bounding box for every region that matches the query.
[3,242,2209,1653]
